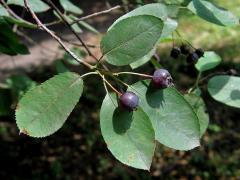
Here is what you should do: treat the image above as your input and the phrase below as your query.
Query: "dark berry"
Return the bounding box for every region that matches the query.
[186,53,199,64]
[195,48,204,57]
[119,91,139,111]
[180,44,190,55]
[170,47,181,59]
[152,69,173,89]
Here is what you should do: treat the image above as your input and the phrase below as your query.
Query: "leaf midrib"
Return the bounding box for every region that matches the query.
[103,23,161,56]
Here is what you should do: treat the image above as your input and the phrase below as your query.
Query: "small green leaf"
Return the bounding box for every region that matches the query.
[78,21,99,34]
[101,15,163,66]
[8,0,50,13]
[1,4,36,28]
[184,93,209,136]
[187,0,239,26]
[59,0,83,15]
[130,81,200,150]
[16,72,83,137]
[100,93,155,170]
[208,75,240,108]
[4,16,37,28]
[195,51,222,72]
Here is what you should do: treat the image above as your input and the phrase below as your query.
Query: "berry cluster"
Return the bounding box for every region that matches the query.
[170,44,204,64]
[119,69,173,111]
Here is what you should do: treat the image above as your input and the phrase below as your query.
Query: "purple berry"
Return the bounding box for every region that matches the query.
[119,91,139,111]
[180,44,190,55]
[195,48,204,57]
[152,69,173,89]
[170,47,181,59]
[186,53,199,64]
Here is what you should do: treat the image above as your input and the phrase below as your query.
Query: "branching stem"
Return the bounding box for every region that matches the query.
[23,0,94,70]
[113,72,153,78]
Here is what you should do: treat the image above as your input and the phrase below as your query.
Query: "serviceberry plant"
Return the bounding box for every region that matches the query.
[0,0,239,171]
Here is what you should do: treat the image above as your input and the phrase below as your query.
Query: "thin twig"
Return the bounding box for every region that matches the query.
[61,37,99,49]
[114,72,153,78]
[110,75,144,97]
[70,5,122,25]
[102,79,118,108]
[44,0,99,61]
[44,19,62,26]
[23,0,93,70]
[81,72,98,78]
[98,72,121,96]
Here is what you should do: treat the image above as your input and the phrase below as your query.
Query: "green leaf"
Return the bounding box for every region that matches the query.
[184,93,209,136]
[16,72,83,137]
[100,93,155,170]
[4,16,37,28]
[0,18,29,55]
[1,4,36,28]
[108,4,178,68]
[195,51,222,72]
[130,81,200,150]
[187,0,239,26]
[109,3,178,29]
[208,75,240,108]
[130,48,156,69]
[55,60,70,74]
[109,3,178,39]
[6,75,36,99]
[59,0,83,15]
[8,0,50,13]
[129,18,178,69]
[101,15,163,66]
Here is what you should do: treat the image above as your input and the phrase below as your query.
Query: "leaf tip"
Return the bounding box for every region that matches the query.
[19,128,29,136]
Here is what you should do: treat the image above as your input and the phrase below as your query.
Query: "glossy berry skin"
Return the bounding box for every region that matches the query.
[180,44,190,55]
[170,47,181,59]
[152,69,173,89]
[195,48,204,57]
[186,53,199,64]
[119,91,139,111]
